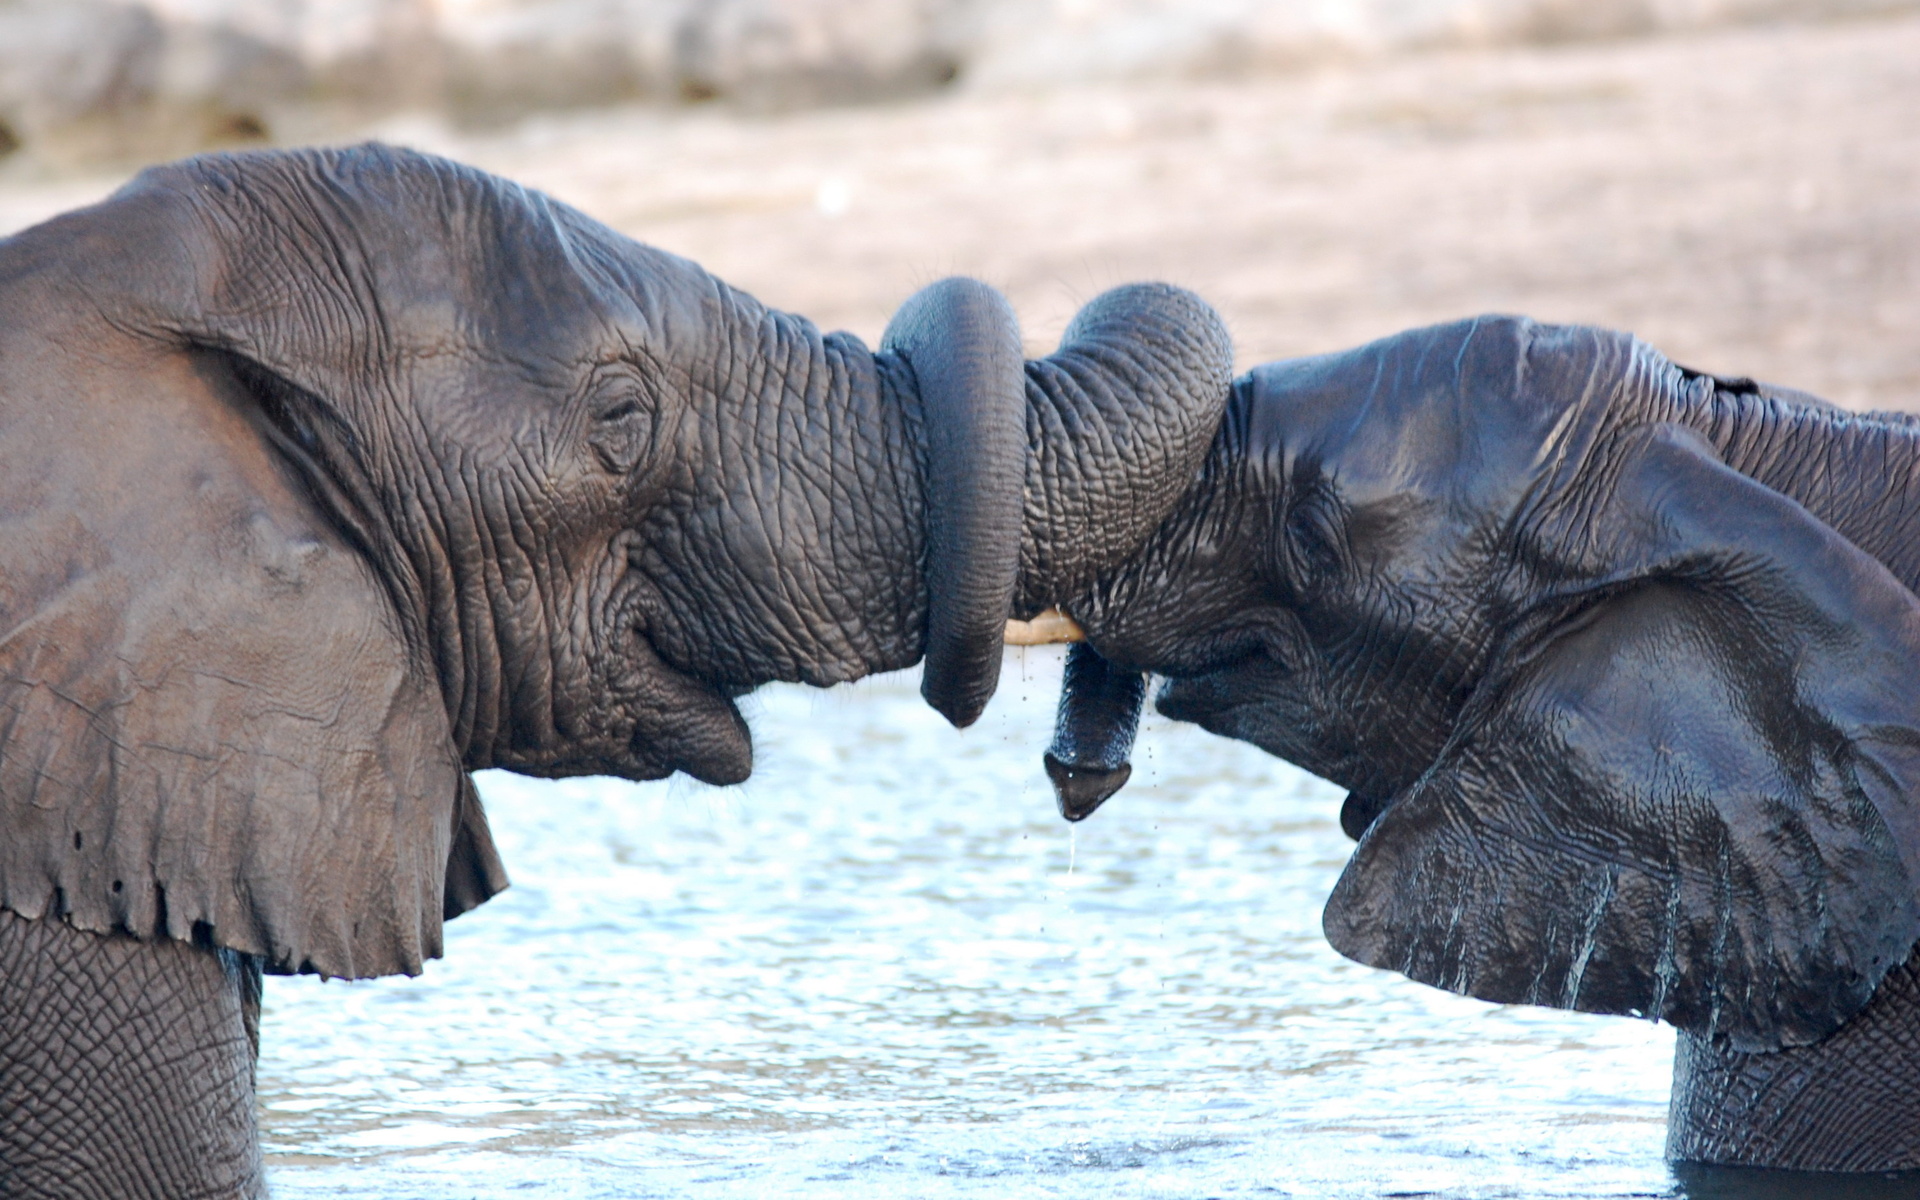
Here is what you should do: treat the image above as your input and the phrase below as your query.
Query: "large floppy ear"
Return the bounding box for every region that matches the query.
[0,338,506,979]
[1325,422,1920,1052]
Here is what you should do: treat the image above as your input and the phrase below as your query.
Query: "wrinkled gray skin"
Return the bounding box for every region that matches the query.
[1052,315,1920,1172]
[0,145,1233,1198]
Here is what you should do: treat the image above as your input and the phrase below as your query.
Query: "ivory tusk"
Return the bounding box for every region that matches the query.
[1004,608,1086,646]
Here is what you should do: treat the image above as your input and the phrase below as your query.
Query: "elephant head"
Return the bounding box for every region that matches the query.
[0,144,1232,981]
[1054,315,1920,1054]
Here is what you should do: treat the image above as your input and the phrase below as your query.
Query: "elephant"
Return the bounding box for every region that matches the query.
[0,143,1234,1198]
[1037,314,1920,1174]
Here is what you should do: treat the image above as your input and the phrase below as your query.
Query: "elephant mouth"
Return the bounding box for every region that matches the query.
[1154,662,1425,843]
[1339,789,1396,840]
[610,615,754,787]
[516,576,752,788]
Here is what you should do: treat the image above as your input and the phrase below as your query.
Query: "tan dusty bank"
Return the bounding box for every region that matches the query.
[3,11,1915,411]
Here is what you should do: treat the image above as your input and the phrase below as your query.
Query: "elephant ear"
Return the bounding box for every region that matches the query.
[1325,422,1920,1052]
[0,348,506,980]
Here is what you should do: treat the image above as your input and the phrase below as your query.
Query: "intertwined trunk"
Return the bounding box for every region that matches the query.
[640,274,1238,741]
[1016,283,1237,617]
[1011,283,1236,818]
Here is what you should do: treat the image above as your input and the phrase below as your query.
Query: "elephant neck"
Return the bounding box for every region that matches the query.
[1655,377,1920,594]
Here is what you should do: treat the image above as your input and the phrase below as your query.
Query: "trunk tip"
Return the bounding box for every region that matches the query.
[921,663,992,729]
[1045,751,1131,822]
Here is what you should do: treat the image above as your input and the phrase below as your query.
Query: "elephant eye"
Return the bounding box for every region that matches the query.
[582,360,662,476]
[586,385,655,475]
[1280,487,1347,588]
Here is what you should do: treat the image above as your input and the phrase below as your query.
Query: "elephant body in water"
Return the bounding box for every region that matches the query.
[0,144,1233,1197]
[1050,315,1920,1173]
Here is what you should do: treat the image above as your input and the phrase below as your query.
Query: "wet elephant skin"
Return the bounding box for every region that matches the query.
[1053,315,1920,1172]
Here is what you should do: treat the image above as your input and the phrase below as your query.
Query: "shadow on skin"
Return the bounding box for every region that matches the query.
[1674,1163,1920,1199]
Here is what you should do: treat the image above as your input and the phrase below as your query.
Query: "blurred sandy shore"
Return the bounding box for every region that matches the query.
[4,12,1915,409]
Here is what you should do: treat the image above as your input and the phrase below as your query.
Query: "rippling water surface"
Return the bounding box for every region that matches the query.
[262,648,1678,1197]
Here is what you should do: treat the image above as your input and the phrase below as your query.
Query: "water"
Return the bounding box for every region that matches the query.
[261,647,1679,1198]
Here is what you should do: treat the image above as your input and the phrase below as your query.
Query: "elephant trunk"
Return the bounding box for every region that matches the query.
[881,280,1027,728]
[1015,285,1234,821]
[877,280,1233,729]
[639,277,1231,768]
[1017,284,1236,616]
[1045,641,1145,821]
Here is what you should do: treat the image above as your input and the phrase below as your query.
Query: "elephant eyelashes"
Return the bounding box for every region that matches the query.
[587,394,652,474]
[217,353,325,451]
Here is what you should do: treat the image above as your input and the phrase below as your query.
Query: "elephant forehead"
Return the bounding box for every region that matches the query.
[402,211,632,357]
[1245,315,1630,515]
[162,145,646,367]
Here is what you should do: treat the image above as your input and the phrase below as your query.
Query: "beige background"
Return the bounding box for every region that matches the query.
[4,9,1915,409]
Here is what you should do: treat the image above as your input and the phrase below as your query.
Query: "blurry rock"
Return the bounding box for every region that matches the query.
[0,1,162,161]
[434,0,964,117]
[956,0,1920,88]
[0,0,972,162]
[5,0,1920,165]
[434,1,669,116]
[0,0,297,165]
[671,0,963,108]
